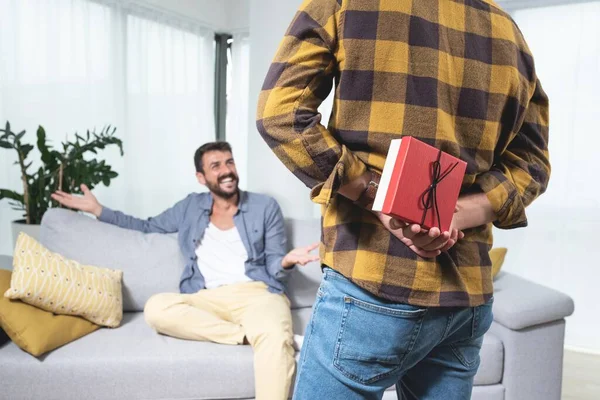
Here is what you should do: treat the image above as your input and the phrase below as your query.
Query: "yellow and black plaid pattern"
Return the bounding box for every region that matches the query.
[257,0,550,307]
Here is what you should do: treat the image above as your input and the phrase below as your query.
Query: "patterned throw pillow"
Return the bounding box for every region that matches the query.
[5,233,123,328]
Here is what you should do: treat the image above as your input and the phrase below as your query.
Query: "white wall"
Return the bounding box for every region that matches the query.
[245,0,599,352]
[493,2,600,353]
[226,0,250,32]
[246,0,315,218]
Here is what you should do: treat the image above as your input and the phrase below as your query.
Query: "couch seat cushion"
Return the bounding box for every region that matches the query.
[0,309,502,400]
[474,333,504,385]
[0,310,317,400]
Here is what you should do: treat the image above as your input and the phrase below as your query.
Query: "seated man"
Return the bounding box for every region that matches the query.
[52,141,318,400]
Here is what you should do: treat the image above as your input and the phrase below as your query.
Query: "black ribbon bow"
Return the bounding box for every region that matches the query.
[419,150,459,230]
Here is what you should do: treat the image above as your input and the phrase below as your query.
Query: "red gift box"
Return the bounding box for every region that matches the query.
[372,136,467,232]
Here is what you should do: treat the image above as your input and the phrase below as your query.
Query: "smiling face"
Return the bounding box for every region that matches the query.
[196,150,239,199]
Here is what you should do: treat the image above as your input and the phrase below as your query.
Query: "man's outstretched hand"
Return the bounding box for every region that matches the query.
[51,184,103,218]
[282,243,320,269]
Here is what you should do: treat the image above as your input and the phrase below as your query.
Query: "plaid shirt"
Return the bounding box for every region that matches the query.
[257,0,550,307]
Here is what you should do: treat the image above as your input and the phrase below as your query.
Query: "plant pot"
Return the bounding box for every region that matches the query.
[11,220,41,249]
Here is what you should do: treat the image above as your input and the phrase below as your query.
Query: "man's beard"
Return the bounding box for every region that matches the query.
[206,173,239,199]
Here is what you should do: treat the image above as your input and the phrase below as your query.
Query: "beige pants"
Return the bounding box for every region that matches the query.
[144,281,295,400]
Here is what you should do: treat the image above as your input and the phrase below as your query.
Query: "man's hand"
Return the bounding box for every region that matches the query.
[376,213,464,258]
[282,243,320,269]
[51,184,103,218]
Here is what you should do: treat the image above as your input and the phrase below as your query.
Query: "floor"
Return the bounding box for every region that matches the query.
[562,350,600,400]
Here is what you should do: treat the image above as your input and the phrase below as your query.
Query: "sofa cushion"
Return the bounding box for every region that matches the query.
[474,333,504,385]
[40,209,184,312]
[285,219,323,309]
[0,310,314,400]
[0,309,503,400]
[291,307,312,336]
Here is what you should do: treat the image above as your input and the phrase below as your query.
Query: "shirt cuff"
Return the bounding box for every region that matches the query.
[475,170,528,229]
[272,258,295,280]
[309,145,368,206]
[98,207,116,224]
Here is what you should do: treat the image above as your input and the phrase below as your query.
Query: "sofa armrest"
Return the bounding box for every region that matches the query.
[492,272,574,330]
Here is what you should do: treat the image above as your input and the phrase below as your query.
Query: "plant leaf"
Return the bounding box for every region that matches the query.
[21,144,34,159]
[0,189,24,203]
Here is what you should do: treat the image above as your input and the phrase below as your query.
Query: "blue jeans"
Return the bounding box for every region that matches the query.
[293,268,494,400]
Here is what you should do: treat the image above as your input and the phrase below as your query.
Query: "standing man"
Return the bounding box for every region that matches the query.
[52,142,319,400]
[257,0,549,399]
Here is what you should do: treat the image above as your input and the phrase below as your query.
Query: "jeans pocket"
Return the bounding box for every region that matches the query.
[450,335,485,369]
[451,300,494,369]
[333,296,427,385]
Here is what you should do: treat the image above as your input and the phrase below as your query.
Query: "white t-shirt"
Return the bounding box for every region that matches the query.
[195,223,252,289]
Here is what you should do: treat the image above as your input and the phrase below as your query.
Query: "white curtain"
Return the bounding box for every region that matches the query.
[493,2,600,351]
[226,32,250,189]
[124,13,215,216]
[0,0,215,256]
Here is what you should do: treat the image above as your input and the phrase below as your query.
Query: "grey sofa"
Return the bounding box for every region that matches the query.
[0,209,574,400]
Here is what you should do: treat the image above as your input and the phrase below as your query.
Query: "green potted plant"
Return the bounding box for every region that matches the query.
[0,122,123,246]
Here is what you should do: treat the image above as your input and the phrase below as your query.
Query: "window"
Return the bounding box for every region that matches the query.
[0,0,216,255]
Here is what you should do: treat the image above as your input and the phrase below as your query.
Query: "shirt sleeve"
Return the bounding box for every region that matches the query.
[475,78,551,229]
[256,0,367,206]
[98,195,189,234]
[263,198,293,281]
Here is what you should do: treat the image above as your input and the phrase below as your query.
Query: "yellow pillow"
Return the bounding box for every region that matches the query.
[5,233,123,328]
[0,269,100,356]
[490,247,507,279]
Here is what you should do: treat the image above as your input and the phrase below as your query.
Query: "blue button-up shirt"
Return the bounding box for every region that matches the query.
[99,191,292,294]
